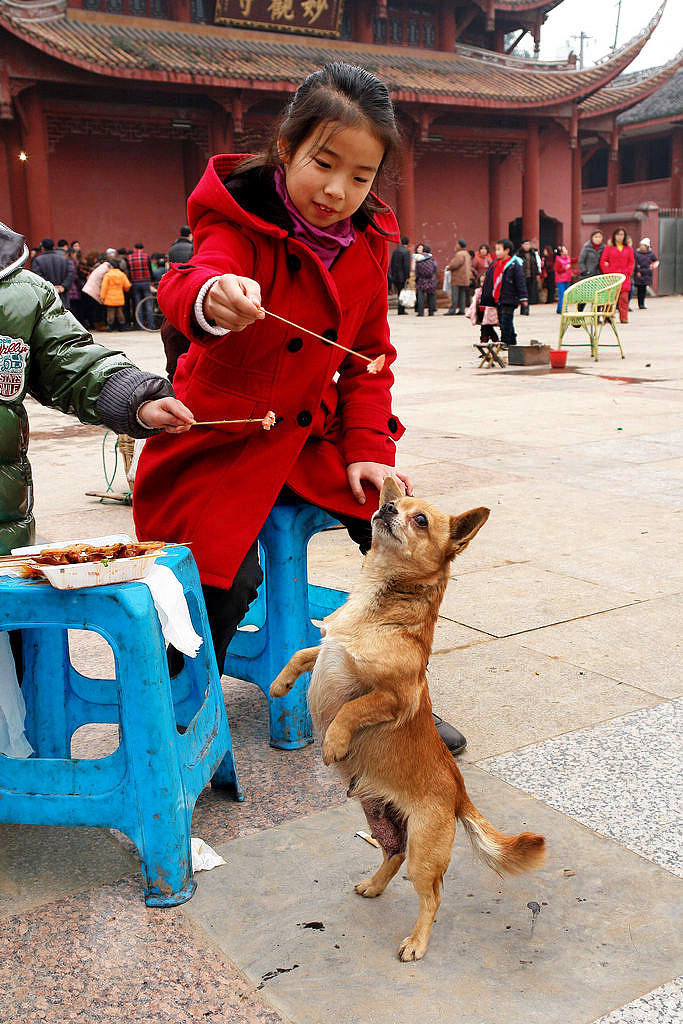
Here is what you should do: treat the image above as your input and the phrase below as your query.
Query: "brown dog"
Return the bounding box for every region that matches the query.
[270,478,545,961]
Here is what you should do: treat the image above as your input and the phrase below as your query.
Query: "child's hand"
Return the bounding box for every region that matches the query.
[204,274,265,332]
[346,463,413,505]
[137,397,195,433]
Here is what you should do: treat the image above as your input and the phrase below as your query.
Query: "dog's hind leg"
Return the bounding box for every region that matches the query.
[270,646,320,698]
[399,811,455,962]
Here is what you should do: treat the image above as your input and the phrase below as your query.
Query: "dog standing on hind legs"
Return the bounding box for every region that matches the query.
[270,477,545,961]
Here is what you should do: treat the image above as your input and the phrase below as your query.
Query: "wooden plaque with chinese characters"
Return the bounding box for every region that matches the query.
[214,0,344,37]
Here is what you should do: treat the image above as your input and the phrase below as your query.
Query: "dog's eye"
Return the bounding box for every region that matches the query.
[413,513,428,529]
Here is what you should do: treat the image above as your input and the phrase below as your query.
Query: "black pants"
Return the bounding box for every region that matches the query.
[498,304,517,346]
[416,289,436,316]
[394,280,407,314]
[480,323,499,343]
[169,497,373,677]
[636,284,647,308]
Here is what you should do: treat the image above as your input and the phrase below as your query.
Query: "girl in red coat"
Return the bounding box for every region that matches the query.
[599,227,635,323]
[134,64,468,754]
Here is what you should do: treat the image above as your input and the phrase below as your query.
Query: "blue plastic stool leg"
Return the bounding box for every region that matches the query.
[224,502,348,750]
[113,587,196,907]
[22,628,71,758]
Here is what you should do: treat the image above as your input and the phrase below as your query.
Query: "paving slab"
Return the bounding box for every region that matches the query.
[517,594,683,698]
[481,700,682,877]
[425,637,659,763]
[182,771,682,1024]
[440,562,638,636]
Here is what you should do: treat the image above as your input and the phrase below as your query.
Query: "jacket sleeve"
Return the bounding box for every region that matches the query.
[337,278,404,468]
[28,281,173,436]
[625,248,635,276]
[578,245,588,275]
[157,212,258,345]
[516,262,528,301]
[599,248,610,273]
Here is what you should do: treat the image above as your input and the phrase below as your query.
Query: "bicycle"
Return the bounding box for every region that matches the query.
[134,293,164,332]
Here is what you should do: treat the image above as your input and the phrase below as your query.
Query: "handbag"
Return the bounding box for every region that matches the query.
[398,282,416,308]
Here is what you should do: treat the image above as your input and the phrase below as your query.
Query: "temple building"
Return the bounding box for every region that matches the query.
[0,0,679,268]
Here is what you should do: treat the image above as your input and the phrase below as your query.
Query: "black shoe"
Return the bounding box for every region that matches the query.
[433,714,467,755]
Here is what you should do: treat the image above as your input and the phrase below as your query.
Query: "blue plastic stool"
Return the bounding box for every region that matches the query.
[0,546,241,907]
[224,500,348,749]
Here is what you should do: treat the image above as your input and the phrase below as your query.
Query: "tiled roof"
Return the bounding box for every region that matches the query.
[580,54,682,119]
[492,0,562,10]
[0,0,664,110]
[617,64,683,125]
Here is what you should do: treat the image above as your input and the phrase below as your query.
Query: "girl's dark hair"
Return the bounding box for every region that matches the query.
[479,243,490,253]
[236,62,401,232]
[611,226,627,245]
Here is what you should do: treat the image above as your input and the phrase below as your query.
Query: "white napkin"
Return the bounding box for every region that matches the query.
[191,837,226,873]
[0,631,33,758]
[141,563,203,658]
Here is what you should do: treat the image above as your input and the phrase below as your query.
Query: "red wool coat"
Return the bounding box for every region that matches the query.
[599,245,635,292]
[133,156,404,589]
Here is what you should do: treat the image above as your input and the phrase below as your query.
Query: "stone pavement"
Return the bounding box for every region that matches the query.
[1,298,681,1024]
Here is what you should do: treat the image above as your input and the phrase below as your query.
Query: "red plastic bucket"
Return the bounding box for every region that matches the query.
[549,349,568,368]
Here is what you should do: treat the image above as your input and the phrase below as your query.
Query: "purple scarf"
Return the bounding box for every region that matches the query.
[274,165,356,269]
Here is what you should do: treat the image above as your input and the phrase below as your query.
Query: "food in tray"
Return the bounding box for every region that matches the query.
[30,540,166,566]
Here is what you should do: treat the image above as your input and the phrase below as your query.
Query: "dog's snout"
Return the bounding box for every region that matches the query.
[379,501,398,518]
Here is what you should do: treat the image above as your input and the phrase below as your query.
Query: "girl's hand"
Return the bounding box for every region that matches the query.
[204,274,265,332]
[137,397,195,434]
[346,463,413,505]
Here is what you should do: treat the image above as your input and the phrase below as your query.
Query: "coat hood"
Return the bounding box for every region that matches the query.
[0,222,29,280]
[188,155,399,243]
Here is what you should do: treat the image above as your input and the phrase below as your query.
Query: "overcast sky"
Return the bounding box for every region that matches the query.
[538,0,680,71]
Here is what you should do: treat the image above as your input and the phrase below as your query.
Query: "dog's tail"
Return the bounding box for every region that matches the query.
[457,796,545,876]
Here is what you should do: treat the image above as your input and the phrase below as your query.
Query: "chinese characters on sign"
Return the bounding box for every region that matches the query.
[215,0,342,36]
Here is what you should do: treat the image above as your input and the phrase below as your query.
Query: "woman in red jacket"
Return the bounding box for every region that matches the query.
[134,64,467,754]
[600,227,635,323]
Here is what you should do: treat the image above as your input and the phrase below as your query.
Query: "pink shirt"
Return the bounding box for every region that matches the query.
[554,254,572,284]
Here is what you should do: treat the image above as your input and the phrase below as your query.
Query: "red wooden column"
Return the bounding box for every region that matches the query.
[571,142,582,258]
[0,129,12,227]
[353,3,374,43]
[522,120,540,242]
[17,87,52,244]
[396,127,415,244]
[488,152,504,243]
[670,127,682,209]
[606,123,619,213]
[438,0,455,51]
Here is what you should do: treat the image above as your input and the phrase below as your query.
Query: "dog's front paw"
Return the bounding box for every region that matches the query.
[269,671,294,699]
[322,724,350,764]
[398,934,428,962]
[355,878,383,898]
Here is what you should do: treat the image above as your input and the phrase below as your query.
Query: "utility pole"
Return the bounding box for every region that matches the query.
[570,31,592,69]
[612,0,623,50]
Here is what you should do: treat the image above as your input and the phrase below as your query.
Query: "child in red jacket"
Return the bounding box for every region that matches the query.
[134,63,466,754]
[600,227,635,323]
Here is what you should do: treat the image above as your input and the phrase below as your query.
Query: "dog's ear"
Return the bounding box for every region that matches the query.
[448,507,490,557]
[380,476,404,505]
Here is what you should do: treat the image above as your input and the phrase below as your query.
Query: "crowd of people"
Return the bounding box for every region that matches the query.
[389,229,659,349]
[27,227,194,332]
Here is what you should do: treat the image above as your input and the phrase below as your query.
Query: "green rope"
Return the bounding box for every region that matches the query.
[97,431,132,505]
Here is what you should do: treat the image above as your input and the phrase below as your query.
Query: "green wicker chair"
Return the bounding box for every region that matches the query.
[558,274,625,361]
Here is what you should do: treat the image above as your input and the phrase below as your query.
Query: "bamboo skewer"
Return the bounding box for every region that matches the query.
[190,411,278,429]
[260,308,386,374]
